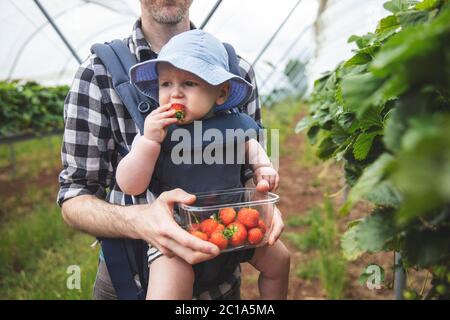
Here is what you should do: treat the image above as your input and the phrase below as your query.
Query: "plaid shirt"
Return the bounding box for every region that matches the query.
[57,19,262,300]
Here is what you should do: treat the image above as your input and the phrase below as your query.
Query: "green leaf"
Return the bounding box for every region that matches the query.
[383,0,418,13]
[317,136,338,160]
[376,15,400,34]
[295,116,316,133]
[341,73,384,117]
[393,116,450,224]
[355,209,396,252]
[330,124,350,145]
[344,162,364,187]
[353,132,379,161]
[370,7,450,78]
[335,83,344,106]
[360,107,384,130]
[415,0,441,11]
[341,154,395,215]
[348,33,376,49]
[341,223,365,261]
[336,112,357,132]
[382,95,428,153]
[364,180,402,207]
[403,228,450,267]
[344,53,372,67]
[307,125,320,145]
[397,10,430,27]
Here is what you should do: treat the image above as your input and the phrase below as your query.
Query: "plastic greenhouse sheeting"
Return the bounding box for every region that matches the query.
[1,1,143,84]
[1,0,388,93]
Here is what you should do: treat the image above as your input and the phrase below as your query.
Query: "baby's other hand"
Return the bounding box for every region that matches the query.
[253,166,279,192]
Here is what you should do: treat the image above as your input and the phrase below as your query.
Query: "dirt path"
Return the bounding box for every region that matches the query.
[240,126,396,300]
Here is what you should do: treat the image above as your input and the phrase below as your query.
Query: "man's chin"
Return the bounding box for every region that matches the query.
[155,7,185,24]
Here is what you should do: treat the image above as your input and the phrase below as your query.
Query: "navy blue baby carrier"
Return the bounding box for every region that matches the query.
[91,39,259,299]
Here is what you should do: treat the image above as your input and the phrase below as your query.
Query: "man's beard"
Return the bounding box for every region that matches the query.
[150,0,191,25]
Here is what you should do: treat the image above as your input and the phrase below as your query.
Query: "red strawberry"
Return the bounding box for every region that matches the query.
[170,103,185,122]
[258,219,267,234]
[189,223,201,232]
[214,223,225,233]
[247,228,264,245]
[200,218,219,236]
[237,208,260,229]
[225,222,248,247]
[209,231,229,250]
[190,230,208,241]
[219,207,236,225]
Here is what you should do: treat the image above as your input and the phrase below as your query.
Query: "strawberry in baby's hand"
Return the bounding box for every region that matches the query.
[219,207,236,226]
[209,231,229,250]
[237,208,260,229]
[170,103,186,122]
[225,222,248,247]
[247,227,264,245]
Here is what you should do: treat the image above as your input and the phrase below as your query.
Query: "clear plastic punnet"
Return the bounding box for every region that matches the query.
[176,188,280,253]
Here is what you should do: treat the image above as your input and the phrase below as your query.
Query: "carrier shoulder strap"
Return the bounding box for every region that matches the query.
[223,42,243,79]
[91,39,157,135]
[91,39,150,300]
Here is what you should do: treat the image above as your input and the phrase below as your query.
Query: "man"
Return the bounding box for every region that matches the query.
[58,0,284,299]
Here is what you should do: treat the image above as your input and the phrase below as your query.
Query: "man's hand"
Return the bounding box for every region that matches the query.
[143,103,179,144]
[130,188,220,264]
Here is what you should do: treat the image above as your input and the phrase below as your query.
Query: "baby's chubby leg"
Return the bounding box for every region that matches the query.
[249,240,290,299]
[147,255,195,300]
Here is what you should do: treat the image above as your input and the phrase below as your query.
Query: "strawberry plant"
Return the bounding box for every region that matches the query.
[0,80,68,138]
[297,0,450,299]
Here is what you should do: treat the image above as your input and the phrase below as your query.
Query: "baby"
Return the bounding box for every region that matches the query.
[117,30,290,299]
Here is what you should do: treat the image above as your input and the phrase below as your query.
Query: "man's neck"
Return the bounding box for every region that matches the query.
[141,15,191,54]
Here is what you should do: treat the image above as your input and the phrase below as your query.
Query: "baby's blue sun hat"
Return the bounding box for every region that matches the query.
[129,29,253,112]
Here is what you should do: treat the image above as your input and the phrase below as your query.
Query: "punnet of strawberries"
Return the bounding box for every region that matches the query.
[187,207,268,251]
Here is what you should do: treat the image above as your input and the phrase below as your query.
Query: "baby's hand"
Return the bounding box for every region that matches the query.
[253,166,279,192]
[143,104,179,144]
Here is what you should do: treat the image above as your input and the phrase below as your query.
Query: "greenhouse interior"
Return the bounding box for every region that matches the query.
[0,0,449,302]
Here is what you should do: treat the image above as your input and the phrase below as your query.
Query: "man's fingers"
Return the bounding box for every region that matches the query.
[159,246,175,258]
[159,188,196,206]
[165,224,219,255]
[149,238,175,257]
[160,230,219,263]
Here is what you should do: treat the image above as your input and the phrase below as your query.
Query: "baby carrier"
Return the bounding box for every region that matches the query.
[91,38,260,299]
